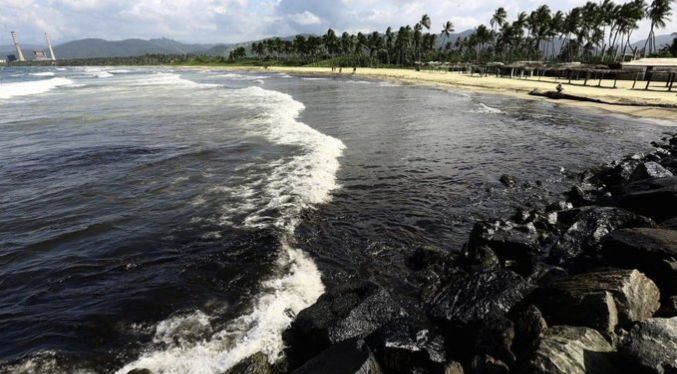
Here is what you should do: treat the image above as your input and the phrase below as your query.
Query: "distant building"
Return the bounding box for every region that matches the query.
[6,54,17,62]
[33,50,49,61]
[0,58,5,64]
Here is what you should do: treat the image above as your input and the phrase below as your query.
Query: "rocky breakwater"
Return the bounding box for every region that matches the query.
[227,133,677,374]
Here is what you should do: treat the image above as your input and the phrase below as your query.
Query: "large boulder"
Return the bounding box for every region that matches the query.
[619,317,677,374]
[471,354,510,374]
[284,281,400,364]
[291,338,381,374]
[524,326,616,374]
[223,352,272,374]
[428,270,533,359]
[534,270,660,334]
[366,317,446,374]
[630,161,673,182]
[602,228,677,296]
[512,305,548,360]
[549,207,654,268]
[618,177,677,221]
[468,221,541,274]
[428,270,533,327]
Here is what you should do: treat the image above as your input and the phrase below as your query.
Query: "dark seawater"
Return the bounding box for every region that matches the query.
[0,67,673,373]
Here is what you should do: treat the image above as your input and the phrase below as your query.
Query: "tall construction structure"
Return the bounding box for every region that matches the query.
[10,31,25,62]
[45,32,56,61]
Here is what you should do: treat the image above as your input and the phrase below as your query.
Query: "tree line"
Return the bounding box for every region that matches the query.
[248,0,674,66]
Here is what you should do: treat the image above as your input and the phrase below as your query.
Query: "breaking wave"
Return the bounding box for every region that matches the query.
[116,86,345,374]
[29,72,55,77]
[128,73,222,89]
[0,77,74,100]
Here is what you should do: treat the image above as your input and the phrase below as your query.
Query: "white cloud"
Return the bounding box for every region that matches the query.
[0,0,675,45]
[289,11,322,25]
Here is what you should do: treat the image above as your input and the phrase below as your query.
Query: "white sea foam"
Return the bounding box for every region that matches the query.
[94,71,114,78]
[0,77,74,100]
[116,86,345,374]
[110,69,133,74]
[217,73,268,81]
[129,73,222,89]
[474,103,504,114]
[301,77,327,81]
[30,72,55,77]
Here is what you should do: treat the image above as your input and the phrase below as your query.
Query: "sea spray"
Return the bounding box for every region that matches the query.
[116,85,345,374]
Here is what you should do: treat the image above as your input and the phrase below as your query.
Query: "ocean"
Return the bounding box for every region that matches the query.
[0,66,671,373]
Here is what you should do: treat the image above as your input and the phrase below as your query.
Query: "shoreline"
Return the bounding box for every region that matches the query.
[191,65,677,122]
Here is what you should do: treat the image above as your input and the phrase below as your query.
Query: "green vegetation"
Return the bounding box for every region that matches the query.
[248,0,674,66]
[48,1,675,68]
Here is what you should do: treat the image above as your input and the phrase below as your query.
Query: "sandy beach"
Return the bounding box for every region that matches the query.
[211,65,677,122]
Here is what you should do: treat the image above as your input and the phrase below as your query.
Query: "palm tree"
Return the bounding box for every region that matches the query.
[323,29,339,58]
[420,14,432,30]
[385,27,395,65]
[367,31,383,66]
[643,0,674,55]
[491,7,508,32]
[441,21,455,38]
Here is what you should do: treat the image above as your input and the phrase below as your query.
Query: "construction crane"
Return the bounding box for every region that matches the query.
[45,32,56,61]
[11,31,25,62]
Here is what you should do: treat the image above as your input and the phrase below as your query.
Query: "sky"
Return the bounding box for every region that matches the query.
[1,0,676,45]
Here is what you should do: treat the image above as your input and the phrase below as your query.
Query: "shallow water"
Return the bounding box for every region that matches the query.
[0,66,672,373]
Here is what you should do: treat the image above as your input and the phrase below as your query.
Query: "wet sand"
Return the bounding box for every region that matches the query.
[207,66,677,122]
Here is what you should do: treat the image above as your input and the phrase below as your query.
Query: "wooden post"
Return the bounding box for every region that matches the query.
[669,72,675,92]
[632,71,639,89]
[645,66,653,90]
[584,71,589,86]
[598,71,603,87]
[613,72,618,89]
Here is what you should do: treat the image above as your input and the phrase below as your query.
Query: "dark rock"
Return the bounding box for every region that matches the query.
[474,315,516,364]
[366,317,446,373]
[468,221,540,274]
[535,269,660,335]
[603,228,677,296]
[525,326,615,374]
[546,201,573,213]
[465,245,500,271]
[409,245,454,271]
[630,161,674,182]
[127,370,152,374]
[658,295,677,317]
[471,355,510,374]
[512,305,548,359]
[223,352,272,374]
[566,184,601,207]
[284,281,400,364]
[527,263,568,286]
[428,270,533,327]
[291,338,381,374]
[500,174,517,188]
[622,176,677,194]
[549,207,655,268]
[443,361,465,374]
[660,217,677,230]
[428,270,533,362]
[411,246,467,302]
[619,180,677,221]
[619,317,677,374]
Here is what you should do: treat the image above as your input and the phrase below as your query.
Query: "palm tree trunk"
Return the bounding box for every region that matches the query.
[643,25,654,56]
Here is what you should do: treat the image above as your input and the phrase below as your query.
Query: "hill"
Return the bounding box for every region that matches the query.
[52,38,214,59]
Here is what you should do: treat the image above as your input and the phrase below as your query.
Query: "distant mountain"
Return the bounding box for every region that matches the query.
[52,38,216,59]
[631,33,676,51]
